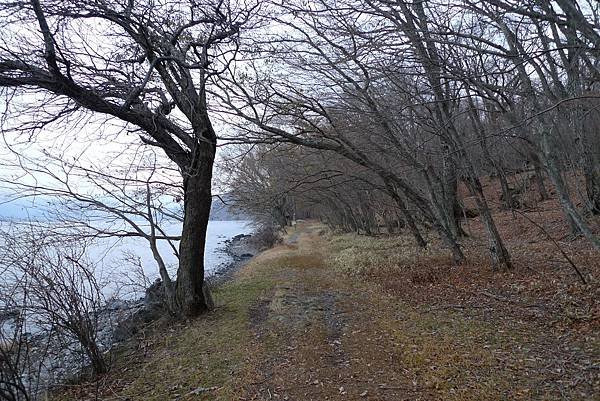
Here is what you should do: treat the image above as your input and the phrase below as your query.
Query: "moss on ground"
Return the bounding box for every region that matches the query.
[51,252,282,401]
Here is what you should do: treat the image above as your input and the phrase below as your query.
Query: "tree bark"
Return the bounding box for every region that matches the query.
[585,165,600,215]
[531,154,550,201]
[82,335,108,375]
[442,153,463,238]
[173,144,215,317]
[465,175,513,270]
[541,128,600,250]
[384,180,427,248]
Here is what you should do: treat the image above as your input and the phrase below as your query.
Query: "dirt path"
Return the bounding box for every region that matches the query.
[235,224,598,401]
[238,225,443,400]
[241,226,395,400]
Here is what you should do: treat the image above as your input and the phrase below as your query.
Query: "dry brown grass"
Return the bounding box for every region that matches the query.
[50,206,599,400]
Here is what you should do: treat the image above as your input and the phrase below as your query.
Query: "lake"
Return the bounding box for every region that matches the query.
[0,220,254,300]
[90,220,254,297]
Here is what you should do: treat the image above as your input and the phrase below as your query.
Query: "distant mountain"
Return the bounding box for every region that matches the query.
[0,193,249,222]
[210,194,250,221]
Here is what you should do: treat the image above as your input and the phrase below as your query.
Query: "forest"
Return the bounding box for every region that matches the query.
[220,0,600,267]
[0,0,599,400]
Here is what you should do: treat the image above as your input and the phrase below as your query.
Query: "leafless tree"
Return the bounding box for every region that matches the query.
[0,144,194,311]
[0,223,110,401]
[216,0,599,264]
[1,304,31,401]
[215,0,486,264]
[0,0,260,316]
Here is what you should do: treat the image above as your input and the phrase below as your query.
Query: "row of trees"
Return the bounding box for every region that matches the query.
[220,0,600,269]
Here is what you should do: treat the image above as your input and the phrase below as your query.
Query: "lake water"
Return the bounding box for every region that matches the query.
[90,220,254,297]
[0,219,254,391]
[0,220,254,300]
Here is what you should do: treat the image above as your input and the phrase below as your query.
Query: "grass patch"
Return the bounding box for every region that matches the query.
[51,255,280,401]
[327,232,452,277]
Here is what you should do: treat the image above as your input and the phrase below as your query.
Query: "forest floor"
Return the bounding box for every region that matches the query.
[55,218,599,401]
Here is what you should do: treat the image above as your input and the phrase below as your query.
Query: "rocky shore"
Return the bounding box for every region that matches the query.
[208,233,258,287]
[0,231,258,397]
[107,232,258,342]
[105,231,258,339]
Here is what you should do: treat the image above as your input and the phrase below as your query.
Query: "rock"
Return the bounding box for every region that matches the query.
[112,307,161,342]
[111,286,166,342]
[144,278,164,308]
[231,233,251,241]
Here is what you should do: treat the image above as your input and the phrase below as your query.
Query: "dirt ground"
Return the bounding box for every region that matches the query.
[53,220,598,401]
[234,223,598,401]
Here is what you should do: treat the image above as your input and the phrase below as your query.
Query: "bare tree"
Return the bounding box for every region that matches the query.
[216,0,599,264]
[0,223,110,401]
[215,1,474,263]
[0,0,259,316]
[1,305,31,401]
[0,143,196,311]
[456,0,600,249]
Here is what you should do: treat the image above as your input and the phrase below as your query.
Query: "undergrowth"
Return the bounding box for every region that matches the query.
[50,256,280,401]
[327,232,451,277]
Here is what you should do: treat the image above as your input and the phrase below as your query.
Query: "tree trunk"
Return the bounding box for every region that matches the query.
[442,152,462,238]
[174,144,215,317]
[466,97,512,210]
[577,120,600,214]
[383,210,397,234]
[436,220,465,265]
[585,165,600,215]
[498,170,512,209]
[465,176,513,270]
[77,329,107,375]
[384,180,427,248]
[531,155,550,201]
[564,22,600,216]
[435,98,509,267]
[85,338,108,375]
[418,173,465,262]
[541,128,600,250]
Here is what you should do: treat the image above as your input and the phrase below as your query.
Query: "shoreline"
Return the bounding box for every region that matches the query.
[208,233,258,288]
[111,230,258,337]
[0,229,258,396]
